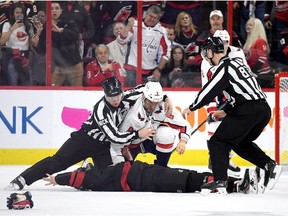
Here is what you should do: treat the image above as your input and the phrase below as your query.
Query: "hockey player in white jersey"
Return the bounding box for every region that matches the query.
[201,30,248,177]
[110,81,190,167]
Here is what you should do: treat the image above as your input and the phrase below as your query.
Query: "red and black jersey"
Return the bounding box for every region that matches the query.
[244,38,271,75]
[55,161,194,193]
[100,1,137,27]
[266,1,288,22]
[84,59,124,86]
[280,27,288,55]
[96,1,137,43]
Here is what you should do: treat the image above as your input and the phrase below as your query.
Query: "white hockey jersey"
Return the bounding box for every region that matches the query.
[110,95,190,163]
[121,96,190,145]
[118,20,171,70]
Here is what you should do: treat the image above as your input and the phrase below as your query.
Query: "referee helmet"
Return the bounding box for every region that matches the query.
[102,77,123,97]
[201,37,224,58]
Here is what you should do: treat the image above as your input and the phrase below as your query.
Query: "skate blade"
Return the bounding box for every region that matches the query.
[267,165,283,190]
[4,184,19,191]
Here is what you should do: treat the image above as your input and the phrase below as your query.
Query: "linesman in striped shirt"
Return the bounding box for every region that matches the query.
[182,37,282,195]
[6,77,173,191]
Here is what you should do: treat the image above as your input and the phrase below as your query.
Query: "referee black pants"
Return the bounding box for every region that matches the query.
[21,130,113,185]
[208,100,273,181]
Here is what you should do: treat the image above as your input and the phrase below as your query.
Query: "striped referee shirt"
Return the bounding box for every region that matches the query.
[189,56,266,111]
[81,84,146,145]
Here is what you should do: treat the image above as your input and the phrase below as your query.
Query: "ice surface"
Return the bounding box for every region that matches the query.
[0,165,287,216]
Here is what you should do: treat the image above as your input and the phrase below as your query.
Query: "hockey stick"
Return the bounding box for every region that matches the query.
[190,102,228,136]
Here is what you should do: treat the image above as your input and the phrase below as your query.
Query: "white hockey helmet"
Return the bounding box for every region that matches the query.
[143,81,163,103]
[213,30,230,44]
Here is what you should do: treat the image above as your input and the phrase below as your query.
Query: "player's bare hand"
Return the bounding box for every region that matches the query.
[43,173,57,186]
[164,97,173,116]
[176,140,186,155]
[212,110,226,121]
[138,127,156,140]
[182,107,191,119]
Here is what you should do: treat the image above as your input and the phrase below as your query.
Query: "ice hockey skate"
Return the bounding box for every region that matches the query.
[5,176,26,191]
[256,160,282,193]
[236,168,258,194]
[200,180,228,195]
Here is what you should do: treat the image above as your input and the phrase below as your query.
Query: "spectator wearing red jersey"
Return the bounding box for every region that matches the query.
[244,18,274,88]
[84,44,124,86]
[243,18,271,75]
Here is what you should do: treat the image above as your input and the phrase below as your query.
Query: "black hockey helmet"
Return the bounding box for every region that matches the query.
[201,37,224,58]
[102,77,123,97]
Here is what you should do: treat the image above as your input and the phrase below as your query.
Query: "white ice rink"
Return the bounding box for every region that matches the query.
[0,165,287,216]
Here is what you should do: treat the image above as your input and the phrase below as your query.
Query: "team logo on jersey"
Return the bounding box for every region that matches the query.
[98,118,109,126]
[138,112,145,121]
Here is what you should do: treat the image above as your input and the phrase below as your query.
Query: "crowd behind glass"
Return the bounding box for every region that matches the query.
[0,1,287,88]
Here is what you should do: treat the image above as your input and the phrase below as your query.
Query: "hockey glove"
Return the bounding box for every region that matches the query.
[7,191,34,210]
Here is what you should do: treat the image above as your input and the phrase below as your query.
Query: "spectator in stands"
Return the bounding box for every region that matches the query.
[161,1,203,28]
[233,1,265,43]
[30,9,46,86]
[243,18,271,75]
[161,45,192,87]
[264,1,288,64]
[78,1,102,55]
[174,11,201,71]
[107,21,127,75]
[60,1,95,58]
[244,18,273,88]
[194,9,242,67]
[97,1,137,44]
[280,27,288,59]
[166,25,182,48]
[0,3,34,86]
[118,5,171,87]
[197,10,242,48]
[142,1,164,17]
[51,2,83,86]
[174,12,201,49]
[84,44,124,86]
[0,1,38,32]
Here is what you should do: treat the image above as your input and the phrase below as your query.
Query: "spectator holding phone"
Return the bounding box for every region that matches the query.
[161,45,191,87]
[0,3,34,86]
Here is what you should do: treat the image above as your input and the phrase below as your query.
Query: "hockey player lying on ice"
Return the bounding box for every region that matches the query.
[43,161,258,195]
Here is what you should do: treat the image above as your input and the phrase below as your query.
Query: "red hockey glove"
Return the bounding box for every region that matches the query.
[7,191,34,210]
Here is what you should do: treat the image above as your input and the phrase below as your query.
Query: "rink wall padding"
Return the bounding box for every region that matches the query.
[0,148,257,166]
